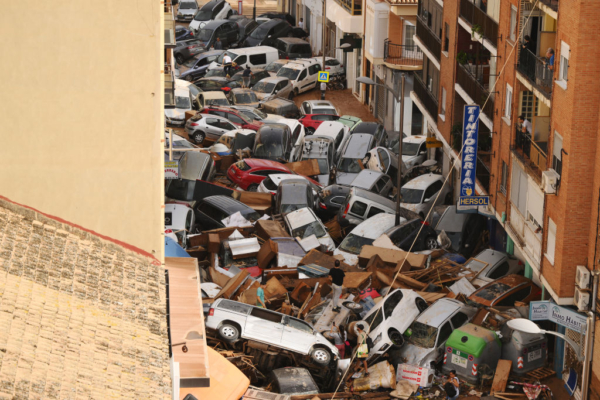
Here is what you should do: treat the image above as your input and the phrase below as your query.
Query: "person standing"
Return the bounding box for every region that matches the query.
[223,53,233,76]
[329,322,345,358]
[320,81,327,100]
[328,260,345,312]
[355,323,369,376]
[242,65,253,88]
[214,37,223,50]
[518,115,532,134]
[256,284,267,308]
[298,18,304,29]
[546,48,555,70]
[445,370,460,400]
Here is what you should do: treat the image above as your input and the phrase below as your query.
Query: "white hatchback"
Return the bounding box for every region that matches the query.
[400,174,452,220]
[284,207,335,251]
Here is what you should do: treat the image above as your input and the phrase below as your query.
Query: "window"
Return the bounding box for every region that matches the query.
[504,83,513,119]
[286,317,313,333]
[185,211,193,232]
[367,206,385,218]
[250,53,267,65]
[330,196,345,205]
[228,114,244,125]
[383,290,403,318]
[250,307,283,323]
[500,161,508,195]
[404,22,416,48]
[309,64,320,75]
[559,41,570,85]
[437,322,453,347]
[235,55,247,66]
[364,308,384,331]
[496,286,532,307]
[443,23,449,52]
[424,181,443,200]
[488,261,510,279]
[219,300,252,314]
[423,58,440,101]
[510,163,527,216]
[441,87,446,116]
[350,201,368,216]
[546,217,557,264]
[553,131,563,177]
[509,6,517,42]
[450,312,469,329]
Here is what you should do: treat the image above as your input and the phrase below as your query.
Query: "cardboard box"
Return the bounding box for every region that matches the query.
[232,191,272,213]
[358,245,427,269]
[208,233,220,253]
[254,220,290,241]
[285,159,320,176]
[184,110,197,121]
[257,239,278,269]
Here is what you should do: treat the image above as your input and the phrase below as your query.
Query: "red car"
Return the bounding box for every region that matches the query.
[299,114,340,134]
[200,106,263,131]
[227,158,291,191]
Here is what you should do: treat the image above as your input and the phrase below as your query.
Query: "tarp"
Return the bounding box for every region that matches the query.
[165,236,191,258]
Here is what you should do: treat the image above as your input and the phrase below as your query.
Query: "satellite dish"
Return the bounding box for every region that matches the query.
[507,318,543,334]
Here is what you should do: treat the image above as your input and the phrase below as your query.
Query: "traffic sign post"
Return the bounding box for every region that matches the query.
[318,71,329,82]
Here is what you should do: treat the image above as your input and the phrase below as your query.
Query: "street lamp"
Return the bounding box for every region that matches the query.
[357,74,406,226]
[507,318,584,361]
[336,43,351,87]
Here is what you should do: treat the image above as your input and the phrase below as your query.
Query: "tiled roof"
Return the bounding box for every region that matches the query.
[0,199,172,399]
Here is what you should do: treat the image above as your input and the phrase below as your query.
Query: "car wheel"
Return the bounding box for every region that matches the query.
[193,131,205,145]
[388,328,404,348]
[218,323,240,342]
[342,301,363,314]
[185,75,194,82]
[247,184,258,192]
[425,235,438,250]
[176,54,184,65]
[310,347,332,365]
[306,127,315,135]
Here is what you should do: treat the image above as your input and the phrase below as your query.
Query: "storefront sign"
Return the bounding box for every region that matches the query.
[426,137,443,148]
[459,105,480,198]
[396,364,430,386]
[530,301,587,333]
[165,160,180,180]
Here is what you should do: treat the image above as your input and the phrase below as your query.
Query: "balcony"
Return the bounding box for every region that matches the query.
[165,64,176,109]
[413,73,439,120]
[384,41,423,70]
[455,61,495,120]
[416,18,441,62]
[165,10,176,48]
[459,0,499,45]
[517,48,554,99]
[335,0,362,16]
[513,125,548,181]
[538,0,558,12]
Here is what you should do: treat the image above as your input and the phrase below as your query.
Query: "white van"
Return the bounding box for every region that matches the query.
[207,47,279,71]
[276,59,321,95]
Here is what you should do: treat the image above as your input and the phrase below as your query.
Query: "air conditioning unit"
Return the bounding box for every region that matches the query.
[576,265,591,290]
[541,169,560,194]
[574,287,590,311]
[243,389,290,400]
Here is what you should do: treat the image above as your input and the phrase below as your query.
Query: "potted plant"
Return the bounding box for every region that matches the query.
[471,24,483,41]
[451,124,462,152]
[457,51,469,65]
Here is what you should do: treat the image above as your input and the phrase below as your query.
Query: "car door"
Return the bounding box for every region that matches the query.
[205,117,229,139]
[423,180,443,210]
[307,64,320,89]
[226,112,246,128]
[434,321,454,358]
[297,69,309,92]
[281,316,315,354]
[244,307,285,343]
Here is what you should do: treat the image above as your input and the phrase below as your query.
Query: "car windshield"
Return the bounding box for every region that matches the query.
[281,203,309,214]
[165,179,196,201]
[234,92,258,104]
[205,69,226,77]
[474,283,512,301]
[277,67,300,80]
[176,96,191,109]
[253,109,267,119]
[250,24,269,39]
[338,233,375,255]
[253,81,276,93]
[408,321,437,348]
[206,98,229,106]
[183,57,201,68]
[196,28,214,41]
[338,158,363,173]
[220,242,258,268]
[179,2,197,9]
[401,188,423,204]
[194,10,212,21]
[187,83,202,98]
[254,141,283,159]
[291,220,327,239]
[266,62,284,73]
[403,142,421,156]
[312,108,334,115]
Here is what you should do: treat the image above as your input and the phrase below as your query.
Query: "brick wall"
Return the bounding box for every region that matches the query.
[437,0,459,145]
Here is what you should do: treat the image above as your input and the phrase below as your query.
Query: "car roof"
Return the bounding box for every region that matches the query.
[469,249,509,266]
[285,207,317,228]
[277,37,309,44]
[245,158,290,169]
[403,173,444,190]
[314,121,345,135]
[306,100,335,107]
[175,87,190,97]
[202,91,228,99]
[202,20,232,29]
[261,76,289,84]
[203,195,252,212]
[343,134,373,158]
[230,88,255,94]
[352,122,380,134]
[259,18,286,28]
[469,275,534,303]
[349,213,396,239]
[403,135,427,144]
[352,188,396,209]
[268,174,306,185]
[414,298,464,327]
[200,0,222,10]
[350,170,384,189]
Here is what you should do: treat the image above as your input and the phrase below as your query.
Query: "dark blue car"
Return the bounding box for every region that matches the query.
[175,25,194,41]
[179,50,225,82]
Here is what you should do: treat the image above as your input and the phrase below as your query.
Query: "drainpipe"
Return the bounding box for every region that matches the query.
[581,271,599,400]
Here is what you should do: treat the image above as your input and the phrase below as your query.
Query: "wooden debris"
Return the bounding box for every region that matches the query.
[527,367,555,380]
[491,360,513,394]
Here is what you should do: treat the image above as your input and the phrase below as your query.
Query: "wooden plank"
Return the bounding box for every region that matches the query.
[299,249,361,272]
[343,272,372,290]
[214,270,249,300]
[491,360,513,394]
[395,274,428,290]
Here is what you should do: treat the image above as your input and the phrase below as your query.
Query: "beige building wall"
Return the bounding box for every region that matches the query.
[0,0,164,258]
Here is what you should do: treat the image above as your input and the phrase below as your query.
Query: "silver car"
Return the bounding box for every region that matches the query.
[206,299,339,365]
[177,0,199,21]
[184,113,237,144]
[253,77,294,101]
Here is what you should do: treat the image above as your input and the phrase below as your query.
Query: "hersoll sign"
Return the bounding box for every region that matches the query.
[460,105,480,198]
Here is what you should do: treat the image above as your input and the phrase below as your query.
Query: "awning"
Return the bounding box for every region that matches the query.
[326,0,363,33]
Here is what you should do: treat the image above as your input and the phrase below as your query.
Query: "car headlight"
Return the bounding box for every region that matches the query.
[372,333,382,347]
[177,12,182,16]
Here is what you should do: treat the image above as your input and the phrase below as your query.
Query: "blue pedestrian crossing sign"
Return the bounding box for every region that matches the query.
[318,71,329,82]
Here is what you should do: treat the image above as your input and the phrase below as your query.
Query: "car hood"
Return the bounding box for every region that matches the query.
[332,249,358,266]
[395,344,435,367]
[238,102,260,108]
[336,172,358,186]
[402,155,419,165]
[179,9,195,15]
[400,203,419,213]
[165,108,186,119]
[255,92,275,101]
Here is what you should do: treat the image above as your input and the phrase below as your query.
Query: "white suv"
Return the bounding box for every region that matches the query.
[206,299,339,365]
[189,0,232,31]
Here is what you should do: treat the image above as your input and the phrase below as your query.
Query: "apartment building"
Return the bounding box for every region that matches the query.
[411,0,600,397]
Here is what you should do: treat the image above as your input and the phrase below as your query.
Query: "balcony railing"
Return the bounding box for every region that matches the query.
[455,61,495,119]
[414,73,439,119]
[335,0,361,16]
[165,64,176,109]
[416,18,441,62]
[539,0,558,11]
[517,47,553,99]
[384,41,424,68]
[514,125,548,178]
[459,0,499,45]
